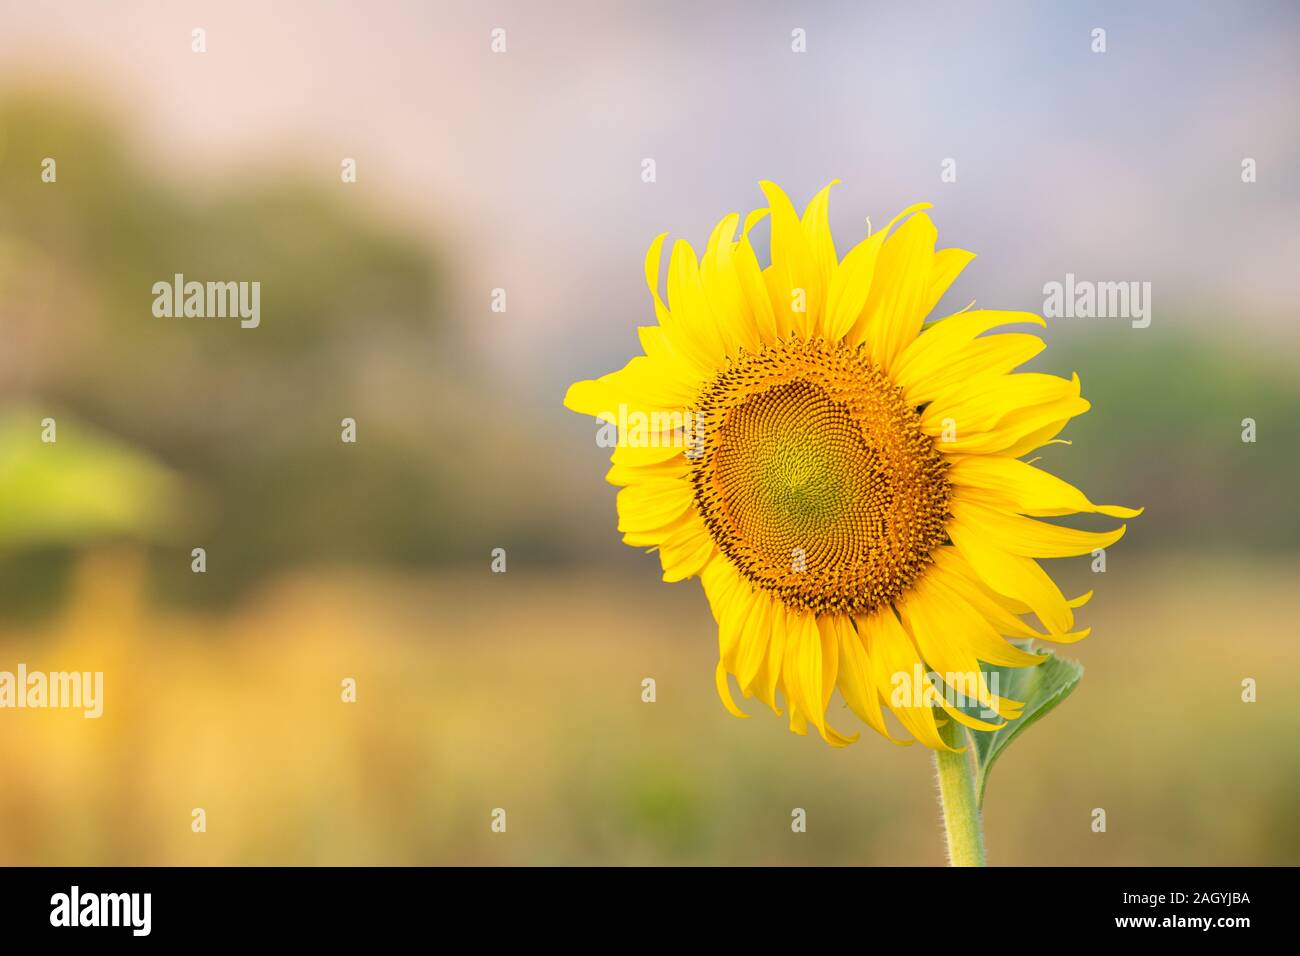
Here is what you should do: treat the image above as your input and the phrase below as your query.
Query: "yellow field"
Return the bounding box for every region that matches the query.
[1,549,1296,865]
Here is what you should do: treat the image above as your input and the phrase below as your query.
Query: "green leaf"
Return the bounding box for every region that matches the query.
[967,647,1083,807]
[0,408,183,549]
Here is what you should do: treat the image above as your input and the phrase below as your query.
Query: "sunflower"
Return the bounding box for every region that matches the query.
[564,181,1138,750]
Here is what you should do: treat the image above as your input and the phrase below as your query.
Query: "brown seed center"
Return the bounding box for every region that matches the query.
[689,338,951,615]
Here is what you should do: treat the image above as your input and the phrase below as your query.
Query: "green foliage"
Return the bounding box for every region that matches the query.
[968,646,1084,807]
[0,93,468,603]
[0,409,181,548]
[1034,326,1300,552]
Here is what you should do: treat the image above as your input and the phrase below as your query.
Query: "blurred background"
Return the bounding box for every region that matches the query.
[0,0,1297,865]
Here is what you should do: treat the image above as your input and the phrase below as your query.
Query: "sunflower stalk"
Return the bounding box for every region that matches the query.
[933,720,987,866]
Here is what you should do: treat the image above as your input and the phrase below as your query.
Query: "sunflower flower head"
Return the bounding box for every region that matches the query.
[565,181,1139,750]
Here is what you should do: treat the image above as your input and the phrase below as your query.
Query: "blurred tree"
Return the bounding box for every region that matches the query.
[0,90,580,612]
[1034,327,1300,553]
[0,408,181,549]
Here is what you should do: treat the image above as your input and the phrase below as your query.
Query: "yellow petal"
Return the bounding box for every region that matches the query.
[922,372,1082,437]
[828,614,897,741]
[644,234,722,374]
[948,455,1143,519]
[931,547,1091,643]
[605,449,688,487]
[734,209,779,344]
[701,555,743,620]
[760,180,823,340]
[996,410,1088,459]
[615,479,693,534]
[703,558,755,675]
[715,659,749,718]
[700,212,763,355]
[948,517,1076,635]
[636,325,711,392]
[854,211,938,372]
[781,610,854,746]
[621,508,694,547]
[898,583,1026,720]
[951,499,1128,559]
[609,440,684,467]
[857,607,947,749]
[783,611,821,732]
[913,564,1047,668]
[823,233,886,342]
[800,180,840,294]
[900,333,1046,407]
[937,698,1008,733]
[926,387,1090,456]
[563,355,697,427]
[894,309,1045,386]
[667,239,729,359]
[756,600,787,713]
[735,588,774,692]
[657,518,715,582]
[826,202,933,344]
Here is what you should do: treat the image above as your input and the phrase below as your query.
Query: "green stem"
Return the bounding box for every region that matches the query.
[933,719,987,866]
